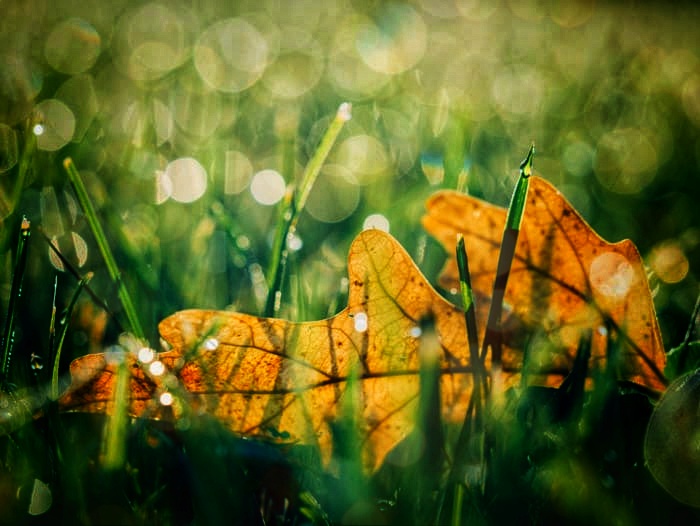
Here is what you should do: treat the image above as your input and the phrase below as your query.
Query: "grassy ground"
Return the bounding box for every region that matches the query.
[1,0,700,524]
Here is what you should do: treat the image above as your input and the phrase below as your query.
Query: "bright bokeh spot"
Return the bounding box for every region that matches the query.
[224,151,253,194]
[203,338,219,351]
[589,252,635,299]
[159,392,174,406]
[305,165,360,223]
[363,214,390,232]
[149,360,166,377]
[164,158,208,203]
[44,18,101,75]
[195,18,269,93]
[250,169,286,205]
[33,99,75,151]
[354,312,368,333]
[649,241,689,284]
[356,3,427,75]
[137,347,155,364]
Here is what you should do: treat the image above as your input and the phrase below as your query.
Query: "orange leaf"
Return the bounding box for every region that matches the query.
[422,176,666,392]
[59,229,475,471]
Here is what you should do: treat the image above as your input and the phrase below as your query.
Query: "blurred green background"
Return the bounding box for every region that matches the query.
[1,0,699,384]
[2,1,700,524]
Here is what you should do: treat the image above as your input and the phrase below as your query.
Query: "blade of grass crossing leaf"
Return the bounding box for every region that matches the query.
[456,235,481,379]
[446,235,487,499]
[63,158,143,340]
[102,357,130,470]
[264,103,351,317]
[1,216,30,387]
[51,273,93,400]
[264,188,295,317]
[480,145,534,369]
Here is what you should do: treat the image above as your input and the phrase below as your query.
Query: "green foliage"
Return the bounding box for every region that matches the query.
[1,0,700,523]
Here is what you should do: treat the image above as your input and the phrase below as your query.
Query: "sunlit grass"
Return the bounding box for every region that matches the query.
[0,0,699,523]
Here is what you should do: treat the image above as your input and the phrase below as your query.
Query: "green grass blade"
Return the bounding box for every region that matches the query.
[480,145,534,367]
[51,272,93,400]
[63,158,144,339]
[294,102,351,220]
[1,216,30,385]
[264,103,351,317]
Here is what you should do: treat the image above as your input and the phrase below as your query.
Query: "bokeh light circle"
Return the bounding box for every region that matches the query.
[44,18,101,75]
[334,134,390,185]
[250,169,286,205]
[327,15,391,98]
[262,31,324,99]
[305,165,360,223]
[648,241,689,284]
[113,3,192,81]
[195,18,269,93]
[363,214,390,232]
[356,3,427,75]
[33,99,75,151]
[594,127,658,194]
[589,252,635,300]
[164,157,208,203]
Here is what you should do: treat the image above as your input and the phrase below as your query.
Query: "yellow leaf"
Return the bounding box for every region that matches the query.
[60,229,475,471]
[422,176,666,392]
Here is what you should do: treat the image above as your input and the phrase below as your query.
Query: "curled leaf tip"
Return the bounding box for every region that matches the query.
[519,144,535,178]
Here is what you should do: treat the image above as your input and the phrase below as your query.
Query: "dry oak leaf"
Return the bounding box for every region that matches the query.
[59,229,476,472]
[422,176,666,393]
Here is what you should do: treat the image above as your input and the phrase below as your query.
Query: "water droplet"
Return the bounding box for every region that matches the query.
[287,232,303,252]
[354,312,368,333]
[137,347,155,364]
[409,326,422,338]
[159,392,174,406]
[149,360,166,376]
[203,338,219,351]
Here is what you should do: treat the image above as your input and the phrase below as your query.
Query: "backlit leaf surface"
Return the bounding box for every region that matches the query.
[422,176,666,392]
[60,177,667,471]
